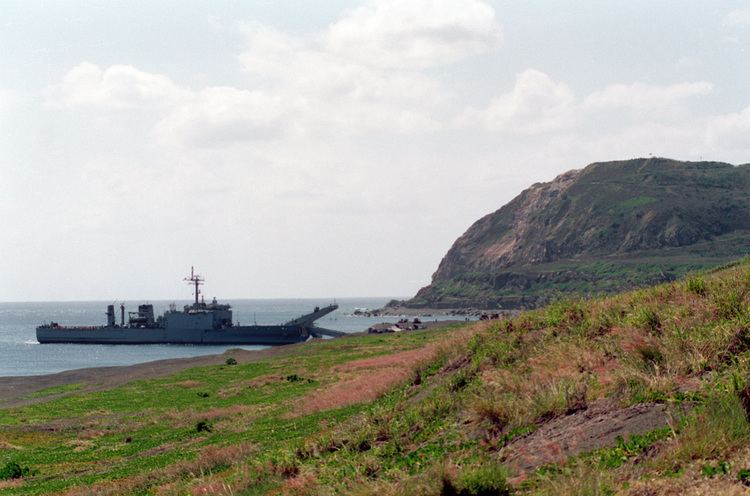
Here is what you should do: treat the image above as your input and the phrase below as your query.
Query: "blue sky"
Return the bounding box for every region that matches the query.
[1,1,749,301]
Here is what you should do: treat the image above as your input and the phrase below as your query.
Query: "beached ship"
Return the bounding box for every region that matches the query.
[36,268,343,345]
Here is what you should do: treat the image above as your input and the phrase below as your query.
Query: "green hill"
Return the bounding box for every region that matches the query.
[407,157,750,309]
[4,260,750,494]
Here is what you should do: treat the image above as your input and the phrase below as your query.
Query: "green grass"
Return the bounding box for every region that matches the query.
[612,195,658,213]
[7,260,750,494]
[25,383,82,399]
[0,329,447,495]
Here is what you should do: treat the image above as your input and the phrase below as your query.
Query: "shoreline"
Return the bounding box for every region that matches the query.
[0,344,302,409]
[355,305,519,318]
[0,321,466,409]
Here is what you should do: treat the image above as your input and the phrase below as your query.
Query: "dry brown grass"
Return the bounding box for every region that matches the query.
[623,445,750,496]
[0,479,23,490]
[159,404,260,430]
[293,327,480,416]
[333,345,439,373]
[189,481,235,495]
[272,472,319,495]
[173,380,202,388]
[62,442,256,496]
[298,366,414,415]
[154,464,265,496]
[247,374,285,387]
[65,439,95,452]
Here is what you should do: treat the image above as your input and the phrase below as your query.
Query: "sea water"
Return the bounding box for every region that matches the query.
[0,298,431,377]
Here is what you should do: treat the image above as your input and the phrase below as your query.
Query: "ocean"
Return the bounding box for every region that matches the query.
[0,298,426,377]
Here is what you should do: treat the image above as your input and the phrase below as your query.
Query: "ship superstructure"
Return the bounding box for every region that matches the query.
[36,267,343,345]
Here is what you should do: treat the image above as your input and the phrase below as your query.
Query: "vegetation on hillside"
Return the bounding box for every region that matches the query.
[411,158,750,309]
[4,259,750,494]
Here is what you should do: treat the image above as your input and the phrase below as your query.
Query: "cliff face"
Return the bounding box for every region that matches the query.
[410,158,750,309]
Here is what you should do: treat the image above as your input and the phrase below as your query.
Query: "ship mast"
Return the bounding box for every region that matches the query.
[184,266,204,305]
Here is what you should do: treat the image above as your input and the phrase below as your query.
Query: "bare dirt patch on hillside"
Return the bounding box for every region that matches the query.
[295,344,442,415]
[502,399,678,475]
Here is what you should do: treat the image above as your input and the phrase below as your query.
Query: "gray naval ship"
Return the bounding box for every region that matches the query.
[36,268,344,345]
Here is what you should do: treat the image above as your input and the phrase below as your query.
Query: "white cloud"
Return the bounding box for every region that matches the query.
[154,86,293,147]
[325,0,502,69]
[207,23,451,142]
[706,105,750,151]
[46,0,501,148]
[0,88,15,110]
[46,62,189,109]
[583,81,713,121]
[674,55,702,70]
[462,71,715,134]
[584,81,712,110]
[725,8,750,27]
[240,24,447,105]
[460,69,575,133]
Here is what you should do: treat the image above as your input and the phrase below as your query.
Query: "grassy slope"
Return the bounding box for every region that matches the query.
[5,260,750,494]
[416,230,750,309]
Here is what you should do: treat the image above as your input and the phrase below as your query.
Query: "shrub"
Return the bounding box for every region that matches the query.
[702,460,731,478]
[636,344,664,373]
[632,308,661,333]
[686,276,707,296]
[532,462,616,496]
[470,392,514,441]
[738,468,750,486]
[449,369,473,392]
[564,381,588,415]
[225,357,237,365]
[0,461,31,480]
[668,388,750,463]
[712,287,745,320]
[195,420,212,433]
[544,299,587,331]
[442,463,511,496]
[271,452,300,478]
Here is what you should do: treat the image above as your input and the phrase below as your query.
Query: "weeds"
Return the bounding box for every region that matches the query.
[665,388,750,464]
[597,428,672,469]
[0,461,31,480]
[712,285,746,320]
[442,462,512,496]
[631,307,661,333]
[686,276,707,296]
[701,460,731,478]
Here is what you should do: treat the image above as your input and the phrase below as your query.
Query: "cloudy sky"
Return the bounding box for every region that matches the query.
[1,1,749,301]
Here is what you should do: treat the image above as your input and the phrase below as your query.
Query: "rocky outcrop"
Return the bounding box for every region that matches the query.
[409,158,750,309]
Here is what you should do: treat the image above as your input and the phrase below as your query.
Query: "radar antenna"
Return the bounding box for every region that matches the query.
[184,266,204,305]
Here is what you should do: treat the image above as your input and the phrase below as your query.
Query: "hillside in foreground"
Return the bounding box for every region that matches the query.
[407,157,750,309]
[4,260,750,494]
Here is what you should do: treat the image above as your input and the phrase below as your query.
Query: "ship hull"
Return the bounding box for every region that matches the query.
[36,325,310,345]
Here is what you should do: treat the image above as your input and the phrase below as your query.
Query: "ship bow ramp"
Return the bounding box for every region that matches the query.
[285,304,346,338]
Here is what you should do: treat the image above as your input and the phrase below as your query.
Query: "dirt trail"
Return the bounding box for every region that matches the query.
[502,400,677,474]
